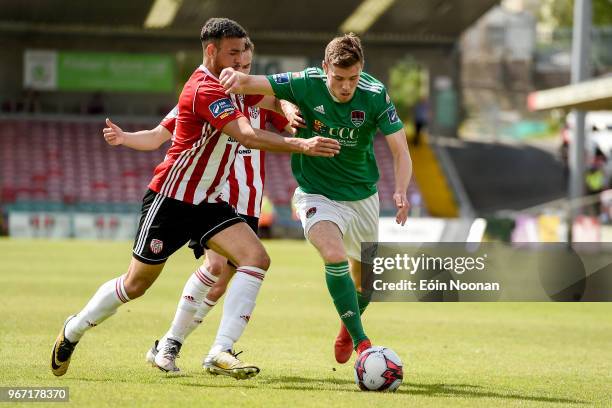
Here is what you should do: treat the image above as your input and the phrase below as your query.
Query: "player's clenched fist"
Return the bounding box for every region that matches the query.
[393,192,410,226]
[103,118,125,146]
[219,67,245,94]
[299,136,341,157]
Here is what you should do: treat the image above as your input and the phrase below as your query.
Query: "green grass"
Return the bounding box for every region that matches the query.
[0,239,611,407]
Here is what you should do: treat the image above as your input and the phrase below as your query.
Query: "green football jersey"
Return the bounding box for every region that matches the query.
[267,67,404,201]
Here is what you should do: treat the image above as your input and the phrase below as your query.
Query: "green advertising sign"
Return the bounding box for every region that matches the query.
[56,52,174,93]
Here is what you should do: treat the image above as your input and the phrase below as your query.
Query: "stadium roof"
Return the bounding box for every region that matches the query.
[527,76,612,111]
[0,0,499,46]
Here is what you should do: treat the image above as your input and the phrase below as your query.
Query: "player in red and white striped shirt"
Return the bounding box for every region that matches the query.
[103,41,293,373]
[51,18,339,379]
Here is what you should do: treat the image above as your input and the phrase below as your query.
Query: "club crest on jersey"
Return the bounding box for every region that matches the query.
[249,106,260,120]
[306,207,317,218]
[209,98,235,119]
[272,73,289,84]
[351,110,365,127]
[387,107,400,124]
[150,239,163,254]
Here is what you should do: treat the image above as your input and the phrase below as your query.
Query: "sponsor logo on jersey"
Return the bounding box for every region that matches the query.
[249,106,260,119]
[292,71,304,79]
[238,149,252,155]
[184,295,195,302]
[209,98,235,118]
[314,105,325,114]
[227,136,239,143]
[313,119,325,132]
[150,239,163,254]
[306,207,317,218]
[272,73,289,84]
[387,107,400,124]
[314,119,360,147]
[351,110,365,127]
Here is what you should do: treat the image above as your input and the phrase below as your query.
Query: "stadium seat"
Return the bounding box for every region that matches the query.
[0,119,164,207]
[0,119,422,212]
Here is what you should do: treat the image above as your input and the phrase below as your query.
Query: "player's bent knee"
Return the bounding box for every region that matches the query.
[238,250,270,270]
[252,252,271,270]
[206,260,225,277]
[123,278,151,299]
[320,249,347,265]
[124,259,162,298]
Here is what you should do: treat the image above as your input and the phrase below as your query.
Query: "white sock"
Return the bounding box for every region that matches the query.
[180,297,217,340]
[161,267,218,345]
[209,266,265,354]
[65,275,130,342]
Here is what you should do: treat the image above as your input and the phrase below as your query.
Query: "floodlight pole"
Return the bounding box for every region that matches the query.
[567,0,592,243]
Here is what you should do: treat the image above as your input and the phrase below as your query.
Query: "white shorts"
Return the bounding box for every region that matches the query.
[293,187,379,261]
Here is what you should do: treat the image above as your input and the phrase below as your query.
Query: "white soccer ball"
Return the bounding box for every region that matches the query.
[354,346,403,392]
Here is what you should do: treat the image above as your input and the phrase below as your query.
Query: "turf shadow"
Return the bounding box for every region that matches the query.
[399,382,587,405]
[67,375,589,403]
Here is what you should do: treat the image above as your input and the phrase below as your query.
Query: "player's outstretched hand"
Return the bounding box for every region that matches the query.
[393,192,410,226]
[280,100,307,129]
[103,118,125,146]
[301,136,340,157]
[219,67,245,94]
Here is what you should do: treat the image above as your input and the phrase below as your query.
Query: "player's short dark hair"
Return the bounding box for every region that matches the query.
[200,18,248,46]
[244,37,255,52]
[325,33,364,67]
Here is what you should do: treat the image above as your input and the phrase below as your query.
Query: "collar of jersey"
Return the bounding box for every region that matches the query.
[200,65,219,80]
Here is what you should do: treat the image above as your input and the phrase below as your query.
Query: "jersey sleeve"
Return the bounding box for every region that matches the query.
[193,82,244,131]
[264,110,290,132]
[376,89,404,136]
[266,70,308,105]
[159,105,178,133]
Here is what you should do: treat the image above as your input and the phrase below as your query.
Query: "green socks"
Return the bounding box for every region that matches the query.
[325,261,367,347]
[357,290,370,315]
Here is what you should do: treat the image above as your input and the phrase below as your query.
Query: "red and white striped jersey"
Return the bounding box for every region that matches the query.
[160,91,288,217]
[148,65,249,205]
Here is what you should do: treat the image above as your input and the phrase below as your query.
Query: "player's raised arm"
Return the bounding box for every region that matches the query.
[385,128,413,226]
[103,118,171,151]
[222,116,339,156]
[219,68,274,96]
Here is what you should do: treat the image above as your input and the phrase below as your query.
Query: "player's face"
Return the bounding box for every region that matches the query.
[208,37,245,75]
[239,50,253,75]
[323,61,362,103]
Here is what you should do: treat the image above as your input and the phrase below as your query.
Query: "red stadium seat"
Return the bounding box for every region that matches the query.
[0,119,421,211]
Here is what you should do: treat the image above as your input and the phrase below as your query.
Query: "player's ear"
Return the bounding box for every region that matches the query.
[322,60,328,73]
[205,42,217,60]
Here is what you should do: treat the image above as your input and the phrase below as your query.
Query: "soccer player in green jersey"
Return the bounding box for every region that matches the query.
[220,33,412,362]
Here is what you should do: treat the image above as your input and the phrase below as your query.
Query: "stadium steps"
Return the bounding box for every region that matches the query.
[409,134,459,217]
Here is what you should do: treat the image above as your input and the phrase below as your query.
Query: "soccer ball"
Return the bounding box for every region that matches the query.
[354,346,403,392]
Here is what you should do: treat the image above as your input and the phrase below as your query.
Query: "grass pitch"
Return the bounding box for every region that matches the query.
[0,239,611,407]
